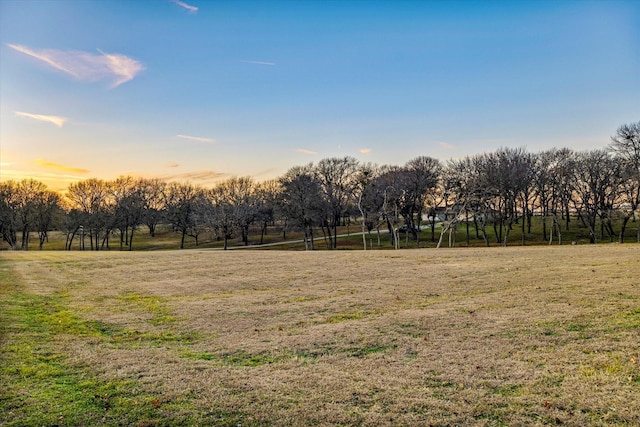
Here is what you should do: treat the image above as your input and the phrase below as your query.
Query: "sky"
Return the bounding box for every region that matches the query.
[1,0,639,191]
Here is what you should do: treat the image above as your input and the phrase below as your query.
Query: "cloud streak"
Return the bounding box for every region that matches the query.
[242,60,276,66]
[296,148,318,155]
[161,170,226,184]
[176,134,215,143]
[174,0,198,12]
[359,148,372,154]
[8,43,144,88]
[34,158,90,174]
[438,141,455,150]
[16,111,67,127]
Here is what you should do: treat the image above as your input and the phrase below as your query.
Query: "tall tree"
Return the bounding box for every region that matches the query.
[313,157,360,249]
[374,166,406,249]
[532,150,558,242]
[608,121,640,242]
[255,179,281,245]
[209,177,259,248]
[354,163,381,250]
[109,176,147,250]
[571,150,622,243]
[445,157,480,246]
[67,179,109,250]
[33,187,62,250]
[0,179,61,250]
[402,156,441,243]
[0,181,20,249]
[14,179,50,249]
[163,182,201,249]
[279,165,324,251]
[138,178,166,237]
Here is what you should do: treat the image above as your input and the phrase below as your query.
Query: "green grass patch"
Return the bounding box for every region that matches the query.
[180,349,288,366]
[566,323,590,332]
[179,350,217,361]
[347,344,396,358]
[116,292,178,325]
[0,271,217,425]
[0,292,165,425]
[492,383,524,397]
[221,350,287,367]
[327,311,372,323]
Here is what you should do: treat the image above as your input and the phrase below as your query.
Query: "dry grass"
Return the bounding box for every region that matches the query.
[2,245,639,426]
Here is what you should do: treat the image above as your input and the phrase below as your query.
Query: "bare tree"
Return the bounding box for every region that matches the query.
[163,182,201,249]
[33,188,62,250]
[109,176,147,250]
[532,150,557,242]
[608,121,640,242]
[14,179,50,249]
[402,156,441,244]
[0,181,21,249]
[571,150,622,243]
[374,166,406,249]
[205,177,258,249]
[0,179,59,250]
[66,179,109,250]
[231,177,259,246]
[138,178,166,237]
[355,164,391,249]
[313,157,360,249]
[61,207,84,250]
[279,165,323,250]
[444,157,481,246]
[354,163,380,250]
[472,148,533,246]
[255,179,281,245]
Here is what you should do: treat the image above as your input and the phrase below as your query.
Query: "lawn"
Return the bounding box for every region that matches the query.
[1,246,639,426]
[5,214,640,252]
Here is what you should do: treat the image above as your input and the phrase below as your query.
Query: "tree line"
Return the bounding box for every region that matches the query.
[1,122,639,250]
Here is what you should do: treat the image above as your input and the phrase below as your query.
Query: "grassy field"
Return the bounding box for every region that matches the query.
[1,246,639,426]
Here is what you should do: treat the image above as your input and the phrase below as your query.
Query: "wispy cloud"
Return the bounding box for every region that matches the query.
[8,43,144,88]
[241,60,276,66]
[161,170,226,184]
[16,111,67,127]
[438,141,455,150]
[359,148,372,154]
[296,148,317,155]
[173,0,198,12]
[34,158,90,174]
[176,134,215,143]
[166,162,180,168]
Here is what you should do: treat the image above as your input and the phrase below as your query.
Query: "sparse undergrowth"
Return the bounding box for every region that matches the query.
[1,246,639,426]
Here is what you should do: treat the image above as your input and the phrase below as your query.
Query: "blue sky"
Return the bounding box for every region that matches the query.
[1,0,638,190]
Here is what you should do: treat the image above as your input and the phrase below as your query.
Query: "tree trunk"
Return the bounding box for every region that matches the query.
[129,229,135,251]
[310,226,315,250]
[21,228,29,250]
[39,232,47,250]
[260,221,267,245]
[465,215,470,245]
[430,217,437,242]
